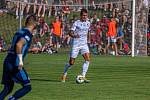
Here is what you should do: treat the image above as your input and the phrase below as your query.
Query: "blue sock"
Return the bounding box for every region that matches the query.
[63,63,71,76]
[13,85,32,99]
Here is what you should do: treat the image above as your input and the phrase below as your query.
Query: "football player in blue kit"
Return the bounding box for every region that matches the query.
[0,14,37,100]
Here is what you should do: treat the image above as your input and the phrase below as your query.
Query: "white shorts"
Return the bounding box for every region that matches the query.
[70,44,89,58]
[107,36,117,43]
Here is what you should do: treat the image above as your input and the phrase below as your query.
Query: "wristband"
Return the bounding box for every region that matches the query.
[17,54,23,65]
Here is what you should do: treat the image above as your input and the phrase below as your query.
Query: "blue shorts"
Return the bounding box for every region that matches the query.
[1,54,30,85]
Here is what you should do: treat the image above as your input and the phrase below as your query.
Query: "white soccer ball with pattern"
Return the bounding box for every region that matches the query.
[76,75,84,84]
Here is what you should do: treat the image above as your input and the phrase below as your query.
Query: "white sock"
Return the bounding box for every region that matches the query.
[82,61,90,77]
[63,63,71,76]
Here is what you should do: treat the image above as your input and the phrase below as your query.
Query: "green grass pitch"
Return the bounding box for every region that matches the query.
[0,52,150,100]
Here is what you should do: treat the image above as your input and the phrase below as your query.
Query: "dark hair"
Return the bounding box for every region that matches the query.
[80,8,88,16]
[25,14,37,26]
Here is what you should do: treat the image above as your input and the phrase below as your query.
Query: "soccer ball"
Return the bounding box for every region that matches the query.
[76,75,84,84]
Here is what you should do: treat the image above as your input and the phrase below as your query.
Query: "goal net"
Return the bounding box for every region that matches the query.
[133,0,149,56]
[0,0,19,50]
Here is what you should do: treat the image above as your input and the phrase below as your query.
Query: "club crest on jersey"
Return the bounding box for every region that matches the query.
[25,35,30,41]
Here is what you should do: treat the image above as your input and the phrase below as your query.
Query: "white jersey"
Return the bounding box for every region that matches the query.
[71,20,90,46]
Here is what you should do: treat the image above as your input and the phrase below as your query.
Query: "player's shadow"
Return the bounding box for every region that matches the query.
[31,78,60,82]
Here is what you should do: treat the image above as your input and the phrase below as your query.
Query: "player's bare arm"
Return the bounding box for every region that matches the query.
[68,30,79,38]
[16,38,26,70]
[87,31,91,43]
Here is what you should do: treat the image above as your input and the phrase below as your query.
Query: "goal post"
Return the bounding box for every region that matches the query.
[131,0,135,57]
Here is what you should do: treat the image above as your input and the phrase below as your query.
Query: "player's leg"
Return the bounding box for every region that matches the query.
[62,46,79,82]
[82,53,90,77]
[9,68,31,99]
[63,57,75,76]
[0,60,14,100]
[61,57,75,82]
[81,45,90,83]
[9,84,31,100]
[0,83,14,100]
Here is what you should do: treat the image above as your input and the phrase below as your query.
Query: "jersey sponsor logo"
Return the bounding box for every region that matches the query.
[25,35,30,41]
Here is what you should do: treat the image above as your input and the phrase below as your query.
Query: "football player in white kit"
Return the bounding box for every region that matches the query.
[61,8,91,83]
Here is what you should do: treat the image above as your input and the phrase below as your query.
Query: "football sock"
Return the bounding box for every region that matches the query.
[8,96,16,100]
[12,85,31,99]
[63,63,71,76]
[82,61,90,77]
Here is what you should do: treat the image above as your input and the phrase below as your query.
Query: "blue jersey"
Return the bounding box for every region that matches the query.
[7,28,33,67]
[1,28,33,85]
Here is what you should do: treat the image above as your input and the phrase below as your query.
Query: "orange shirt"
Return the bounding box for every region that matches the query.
[52,21,62,36]
[107,20,117,37]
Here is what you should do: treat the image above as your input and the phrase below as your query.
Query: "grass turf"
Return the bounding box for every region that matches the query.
[0,53,150,100]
